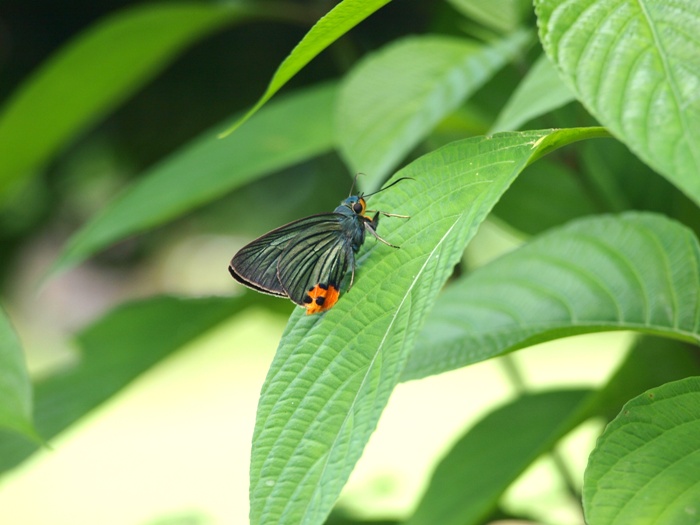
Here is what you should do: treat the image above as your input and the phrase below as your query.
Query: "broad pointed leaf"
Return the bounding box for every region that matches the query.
[220,0,393,137]
[49,82,338,278]
[583,377,700,524]
[535,0,700,205]
[0,2,252,201]
[403,212,700,381]
[249,127,608,525]
[0,306,37,441]
[336,31,532,190]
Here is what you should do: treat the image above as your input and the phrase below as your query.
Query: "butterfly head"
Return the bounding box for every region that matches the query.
[342,195,368,217]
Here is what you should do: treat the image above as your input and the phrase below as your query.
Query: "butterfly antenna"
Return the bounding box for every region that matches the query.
[348,173,366,196]
[363,177,414,198]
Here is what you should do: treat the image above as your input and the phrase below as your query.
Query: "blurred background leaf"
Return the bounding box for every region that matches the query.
[0,2,257,202]
[49,82,339,278]
[336,31,531,189]
[0,293,289,474]
[0,306,37,441]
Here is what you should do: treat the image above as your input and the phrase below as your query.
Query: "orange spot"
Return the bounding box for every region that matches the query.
[304,283,340,314]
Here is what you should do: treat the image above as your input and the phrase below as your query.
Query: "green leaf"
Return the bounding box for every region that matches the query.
[446,0,532,33]
[249,127,607,525]
[406,389,590,525]
[0,294,284,474]
[490,53,576,132]
[49,82,338,278]
[0,2,252,202]
[492,157,598,235]
[403,212,700,381]
[535,0,700,206]
[336,31,532,190]
[0,306,37,441]
[583,377,700,524]
[587,337,700,422]
[220,0,393,138]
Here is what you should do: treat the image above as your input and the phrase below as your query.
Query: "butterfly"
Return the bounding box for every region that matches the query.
[229,177,409,314]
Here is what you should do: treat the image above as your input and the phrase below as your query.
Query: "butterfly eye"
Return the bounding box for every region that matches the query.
[353,201,364,214]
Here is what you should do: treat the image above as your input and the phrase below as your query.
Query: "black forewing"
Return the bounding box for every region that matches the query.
[276,220,356,305]
[229,214,346,298]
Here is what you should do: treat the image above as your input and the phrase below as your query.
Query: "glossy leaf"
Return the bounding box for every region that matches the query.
[403,212,700,381]
[0,294,287,474]
[220,0,393,137]
[407,390,590,525]
[535,0,700,205]
[336,31,532,190]
[0,306,37,441]
[584,377,700,524]
[0,2,251,201]
[490,53,575,132]
[249,127,607,525]
[49,82,338,278]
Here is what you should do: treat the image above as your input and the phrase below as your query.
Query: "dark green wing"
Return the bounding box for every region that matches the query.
[277,223,355,306]
[229,214,347,298]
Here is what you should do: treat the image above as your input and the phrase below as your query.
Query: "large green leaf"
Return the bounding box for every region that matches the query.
[0,306,37,441]
[248,127,607,525]
[535,0,700,205]
[583,377,700,524]
[0,2,252,202]
[49,82,338,278]
[406,389,590,525]
[220,0,393,137]
[490,53,576,133]
[336,31,532,190]
[0,294,286,475]
[403,212,700,381]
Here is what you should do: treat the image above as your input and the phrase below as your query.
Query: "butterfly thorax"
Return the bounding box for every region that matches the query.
[335,196,371,253]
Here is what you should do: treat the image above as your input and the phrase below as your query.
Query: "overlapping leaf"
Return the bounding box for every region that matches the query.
[584,377,700,524]
[336,31,531,189]
[535,0,700,205]
[249,128,607,525]
[49,83,338,277]
[403,212,700,381]
[0,2,252,201]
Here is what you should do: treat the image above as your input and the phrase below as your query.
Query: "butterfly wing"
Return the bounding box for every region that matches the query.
[229,214,348,299]
[277,221,355,310]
